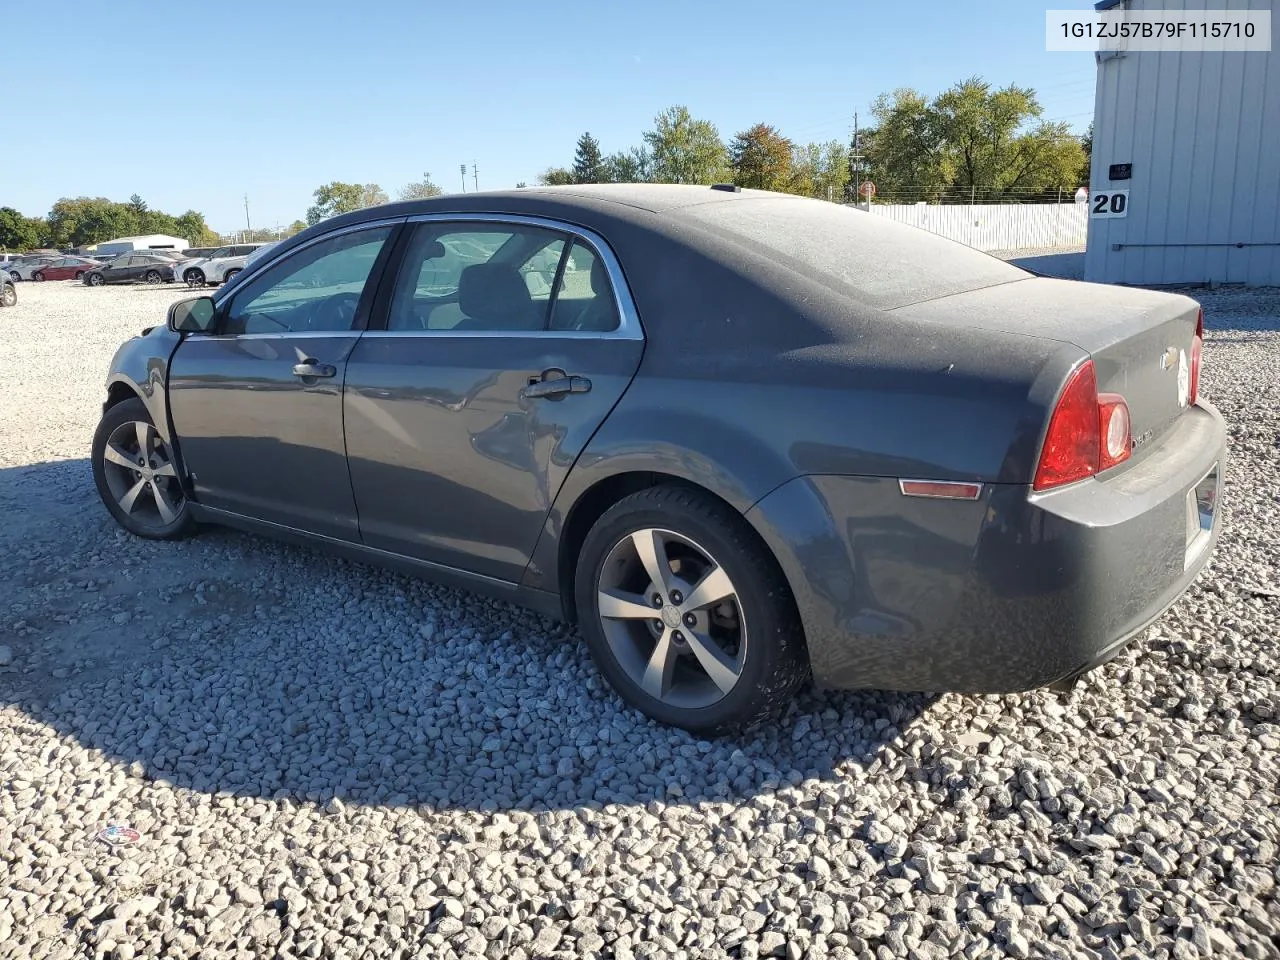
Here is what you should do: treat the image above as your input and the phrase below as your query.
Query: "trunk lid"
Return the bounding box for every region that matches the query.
[889,276,1202,452]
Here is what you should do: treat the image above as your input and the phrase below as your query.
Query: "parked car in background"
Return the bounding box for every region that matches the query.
[180,243,268,287]
[8,255,63,281]
[83,253,177,286]
[31,256,104,282]
[91,185,1225,734]
[182,247,219,259]
[0,276,15,307]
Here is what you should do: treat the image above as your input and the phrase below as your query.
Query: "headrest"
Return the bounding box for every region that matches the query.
[458,262,540,329]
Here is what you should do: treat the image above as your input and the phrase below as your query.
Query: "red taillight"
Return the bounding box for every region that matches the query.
[1189,307,1203,406]
[1033,360,1132,491]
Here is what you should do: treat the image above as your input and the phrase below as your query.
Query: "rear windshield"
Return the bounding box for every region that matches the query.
[682,197,1027,310]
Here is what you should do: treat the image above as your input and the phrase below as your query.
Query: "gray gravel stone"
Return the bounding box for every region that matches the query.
[0,281,1277,960]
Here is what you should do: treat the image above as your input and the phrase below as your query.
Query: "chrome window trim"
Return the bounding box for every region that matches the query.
[210,217,408,308]
[359,212,644,342]
[200,218,406,340]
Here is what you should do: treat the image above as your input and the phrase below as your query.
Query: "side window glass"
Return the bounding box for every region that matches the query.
[387,224,568,332]
[222,227,391,335]
[548,241,620,332]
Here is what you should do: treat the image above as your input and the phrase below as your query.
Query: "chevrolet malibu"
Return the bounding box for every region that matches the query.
[92,185,1226,734]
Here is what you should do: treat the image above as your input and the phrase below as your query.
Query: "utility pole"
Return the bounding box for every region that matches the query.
[244,195,251,232]
[853,112,861,205]
[472,161,478,192]
[460,164,467,193]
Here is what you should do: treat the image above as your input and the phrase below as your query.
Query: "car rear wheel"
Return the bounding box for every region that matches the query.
[87,273,104,286]
[184,269,206,288]
[92,398,194,541]
[144,270,162,285]
[223,268,241,283]
[74,271,85,280]
[575,485,808,735]
[7,271,18,282]
[32,271,45,282]
[0,282,15,307]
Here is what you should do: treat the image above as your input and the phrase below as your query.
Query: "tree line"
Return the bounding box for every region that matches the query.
[537,78,1089,204]
[0,196,220,252]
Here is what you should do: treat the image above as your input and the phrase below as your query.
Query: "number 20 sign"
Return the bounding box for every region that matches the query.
[1090,189,1129,218]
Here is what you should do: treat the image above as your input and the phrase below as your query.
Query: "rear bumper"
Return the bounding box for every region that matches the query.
[745,400,1227,693]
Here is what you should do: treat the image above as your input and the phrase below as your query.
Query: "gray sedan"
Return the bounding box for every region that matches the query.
[92,185,1226,734]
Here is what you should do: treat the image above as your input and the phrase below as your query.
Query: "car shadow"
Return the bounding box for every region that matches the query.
[1,457,945,815]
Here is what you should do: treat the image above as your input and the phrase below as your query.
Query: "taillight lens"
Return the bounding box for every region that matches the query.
[1189,307,1203,406]
[1034,360,1132,491]
[1098,394,1132,470]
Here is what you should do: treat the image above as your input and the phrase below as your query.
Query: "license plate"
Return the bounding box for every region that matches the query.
[1185,462,1219,564]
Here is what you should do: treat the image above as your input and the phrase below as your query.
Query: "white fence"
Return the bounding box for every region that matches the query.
[860,202,1088,252]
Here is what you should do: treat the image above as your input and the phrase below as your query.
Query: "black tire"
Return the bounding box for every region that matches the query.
[7,271,18,282]
[32,271,45,282]
[575,485,808,736]
[87,273,105,286]
[92,397,195,541]
[184,269,205,288]
[144,270,162,285]
[223,268,241,283]
[74,271,85,280]
[0,282,15,307]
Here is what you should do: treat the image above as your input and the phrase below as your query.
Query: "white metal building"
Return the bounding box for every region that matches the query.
[94,234,190,256]
[1085,0,1280,286]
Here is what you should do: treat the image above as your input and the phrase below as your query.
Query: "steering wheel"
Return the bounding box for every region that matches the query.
[301,292,360,331]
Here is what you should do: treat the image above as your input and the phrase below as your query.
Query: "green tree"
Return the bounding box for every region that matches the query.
[1080,121,1094,185]
[866,88,946,202]
[890,77,1086,202]
[174,210,219,246]
[306,182,369,225]
[643,106,729,184]
[515,181,528,189]
[537,167,576,186]
[787,141,850,200]
[0,207,45,250]
[287,220,308,237]
[601,147,652,183]
[572,132,604,184]
[47,198,139,247]
[729,123,793,191]
[127,194,149,220]
[360,183,389,208]
[398,172,443,201]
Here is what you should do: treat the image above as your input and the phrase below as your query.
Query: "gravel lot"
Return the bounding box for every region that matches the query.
[1,279,1278,960]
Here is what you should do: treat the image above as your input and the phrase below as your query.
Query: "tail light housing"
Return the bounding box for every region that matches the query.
[1189,307,1203,406]
[1033,360,1133,491]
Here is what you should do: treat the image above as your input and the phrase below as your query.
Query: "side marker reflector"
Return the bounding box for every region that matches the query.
[898,479,984,500]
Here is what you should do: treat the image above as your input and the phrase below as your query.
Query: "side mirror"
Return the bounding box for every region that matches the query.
[168,296,217,333]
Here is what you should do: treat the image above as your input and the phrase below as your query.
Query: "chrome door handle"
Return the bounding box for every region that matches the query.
[521,376,591,400]
[292,360,337,379]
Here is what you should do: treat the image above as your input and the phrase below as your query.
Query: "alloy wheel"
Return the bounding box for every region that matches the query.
[145,271,161,285]
[1,285,15,307]
[99,420,185,529]
[596,527,747,709]
[32,272,44,282]
[88,273,104,286]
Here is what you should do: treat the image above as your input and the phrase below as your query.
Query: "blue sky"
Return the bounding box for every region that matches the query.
[1,1,1098,235]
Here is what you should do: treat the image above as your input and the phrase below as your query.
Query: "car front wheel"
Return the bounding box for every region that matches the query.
[86,273,105,286]
[32,271,45,282]
[575,485,808,736]
[92,397,195,541]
